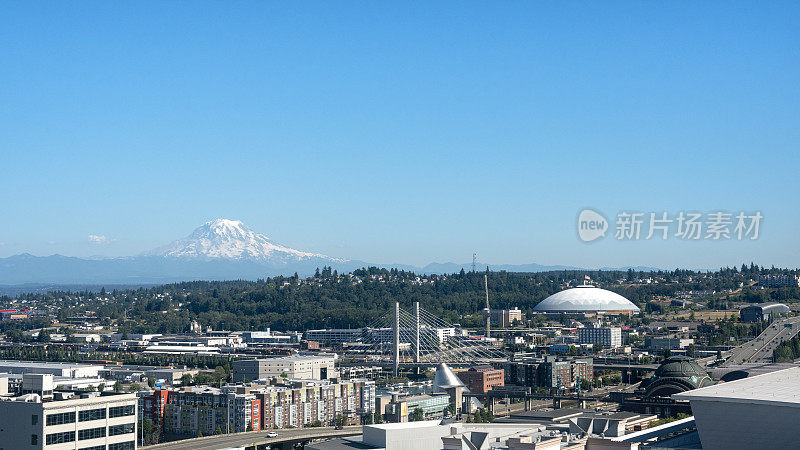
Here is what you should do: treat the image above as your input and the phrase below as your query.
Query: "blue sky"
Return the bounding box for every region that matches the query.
[1,2,798,269]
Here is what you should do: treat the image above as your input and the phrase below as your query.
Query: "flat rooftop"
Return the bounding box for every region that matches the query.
[0,360,102,369]
[674,366,800,408]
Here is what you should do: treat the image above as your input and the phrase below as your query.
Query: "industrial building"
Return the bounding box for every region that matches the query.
[533,285,640,315]
[739,302,790,322]
[674,366,800,450]
[0,360,103,378]
[233,355,338,381]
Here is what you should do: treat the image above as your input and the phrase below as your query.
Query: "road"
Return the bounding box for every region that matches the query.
[725,316,800,366]
[144,426,363,450]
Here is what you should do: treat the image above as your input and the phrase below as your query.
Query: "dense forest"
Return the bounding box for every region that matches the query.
[2,265,798,334]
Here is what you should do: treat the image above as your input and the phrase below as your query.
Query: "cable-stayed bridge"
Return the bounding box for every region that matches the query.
[351,302,508,375]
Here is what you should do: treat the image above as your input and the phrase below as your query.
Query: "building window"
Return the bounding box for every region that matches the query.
[45,431,76,445]
[79,408,107,422]
[79,446,106,450]
[30,435,38,446]
[108,442,135,450]
[108,423,135,436]
[31,415,38,426]
[78,427,106,440]
[46,412,76,426]
[109,405,135,418]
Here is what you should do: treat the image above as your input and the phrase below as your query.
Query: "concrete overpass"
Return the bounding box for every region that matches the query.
[144,426,362,450]
[724,315,800,366]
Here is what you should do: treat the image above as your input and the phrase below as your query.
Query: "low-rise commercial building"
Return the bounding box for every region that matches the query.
[233,355,338,381]
[385,393,450,422]
[456,366,504,394]
[645,337,694,351]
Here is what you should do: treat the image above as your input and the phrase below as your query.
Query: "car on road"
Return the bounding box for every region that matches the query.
[266,432,278,438]
[335,425,344,430]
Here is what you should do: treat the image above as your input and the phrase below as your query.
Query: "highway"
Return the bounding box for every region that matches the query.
[144,426,363,450]
[725,316,800,366]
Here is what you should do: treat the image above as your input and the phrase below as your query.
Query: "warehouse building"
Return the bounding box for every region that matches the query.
[233,355,338,381]
[739,302,790,322]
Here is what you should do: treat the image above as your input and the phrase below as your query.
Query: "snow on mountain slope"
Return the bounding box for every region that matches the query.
[146,219,345,263]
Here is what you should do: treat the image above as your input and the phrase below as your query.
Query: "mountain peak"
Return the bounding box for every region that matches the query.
[146,219,344,263]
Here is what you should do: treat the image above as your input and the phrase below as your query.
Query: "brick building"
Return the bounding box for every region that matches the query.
[456,366,504,394]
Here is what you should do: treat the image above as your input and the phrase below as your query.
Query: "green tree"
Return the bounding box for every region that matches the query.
[181,373,193,386]
[409,408,424,422]
[37,330,51,343]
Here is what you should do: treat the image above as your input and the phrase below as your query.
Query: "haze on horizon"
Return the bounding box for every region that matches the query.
[1,2,798,271]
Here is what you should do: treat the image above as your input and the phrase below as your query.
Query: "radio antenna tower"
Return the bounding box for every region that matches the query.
[484,273,490,338]
[472,253,477,273]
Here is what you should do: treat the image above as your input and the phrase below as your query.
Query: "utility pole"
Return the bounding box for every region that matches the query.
[393,302,400,377]
[485,274,490,339]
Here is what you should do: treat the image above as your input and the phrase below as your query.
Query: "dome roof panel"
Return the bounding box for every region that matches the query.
[533,285,640,312]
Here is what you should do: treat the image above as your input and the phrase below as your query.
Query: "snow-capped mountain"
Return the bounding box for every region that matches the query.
[146,219,345,263]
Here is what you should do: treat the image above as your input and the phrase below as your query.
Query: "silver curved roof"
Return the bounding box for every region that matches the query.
[434,362,465,391]
[533,285,639,312]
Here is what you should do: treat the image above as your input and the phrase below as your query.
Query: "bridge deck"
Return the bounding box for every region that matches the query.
[143,426,363,450]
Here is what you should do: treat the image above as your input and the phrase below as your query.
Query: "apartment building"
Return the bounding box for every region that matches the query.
[140,379,375,435]
[502,356,593,389]
[489,308,524,328]
[578,327,622,348]
[140,386,260,436]
[254,379,374,428]
[758,274,800,288]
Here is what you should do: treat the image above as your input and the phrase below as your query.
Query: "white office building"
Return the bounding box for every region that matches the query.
[0,375,137,450]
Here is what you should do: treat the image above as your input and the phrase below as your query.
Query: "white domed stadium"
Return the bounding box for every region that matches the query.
[534,285,640,315]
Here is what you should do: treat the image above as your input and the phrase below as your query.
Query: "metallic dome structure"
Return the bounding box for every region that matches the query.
[640,356,714,398]
[533,285,640,315]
